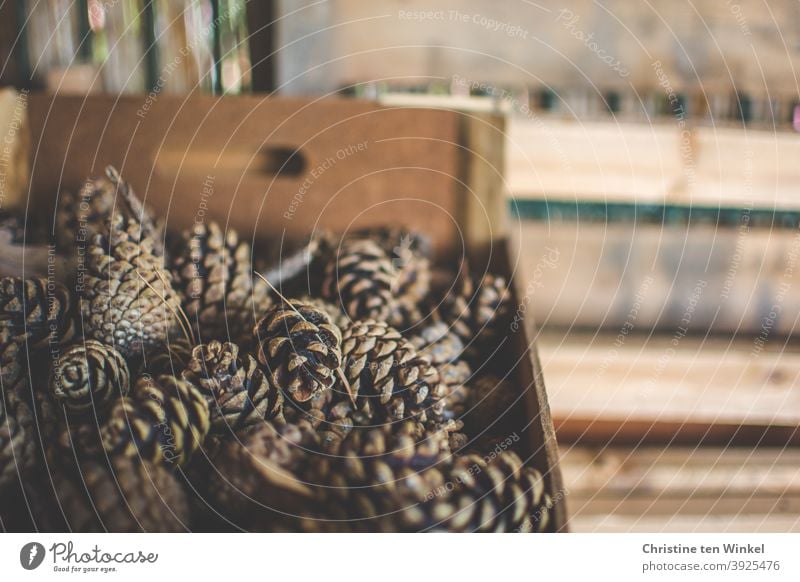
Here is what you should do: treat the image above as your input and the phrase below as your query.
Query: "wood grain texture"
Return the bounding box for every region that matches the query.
[0,89,30,211]
[502,235,568,531]
[508,118,800,209]
[539,330,800,446]
[560,446,800,532]
[27,94,463,253]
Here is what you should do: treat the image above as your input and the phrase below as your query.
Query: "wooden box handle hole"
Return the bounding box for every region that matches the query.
[261,146,307,177]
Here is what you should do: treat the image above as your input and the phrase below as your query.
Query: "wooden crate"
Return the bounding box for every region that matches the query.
[25,93,567,531]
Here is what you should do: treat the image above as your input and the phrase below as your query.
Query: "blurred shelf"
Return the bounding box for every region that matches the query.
[507,118,800,211]
[560,446,800,533]
[538,330,800,446]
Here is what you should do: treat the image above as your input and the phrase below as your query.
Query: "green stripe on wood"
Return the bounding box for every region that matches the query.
[509,198,800,230]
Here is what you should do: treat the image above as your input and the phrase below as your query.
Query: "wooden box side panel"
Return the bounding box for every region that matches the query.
[495,237,568,532]
[28,94,463,254]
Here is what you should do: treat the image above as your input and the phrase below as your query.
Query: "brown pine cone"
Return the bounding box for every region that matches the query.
[183,341,283,434]
[49,340,130,415]
[316,429,547,532]
[440,262,511,359]
[0,327,24,388]
[0,377,36,493]
[170,221,271,345]
[322,238,397,321]
[140,338,193,377]
[82,213,181,359]
[30,361,66,445]
[56,167,164,256]
[101,374,210,466]
[351,227,432,332]
[296,295,350,330]
[0,212,27,244]
[55,174,117,249]
[254,300,343,404]
[409,322,473,423]
[338,320,446,422]
[409,321,465,365]
[258,231,337,297]
[193,421,318,530]
[386,297,426,332]
[464,375,520,434]
[0,277,76,349]
[352,226,432,262]
[357,226,432,298]
[307,421,451,531]
[438,361,472,422]
[429,450,549,532]
[45,455,189,532]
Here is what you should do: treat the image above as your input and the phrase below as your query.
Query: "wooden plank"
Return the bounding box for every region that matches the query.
[0,89,31,211]
[561,447,800,496]
[502,236,567,531]
[507,119,682,204]
[539,331,800,446]
[571,515,800,533]
[508,118,800,209]
[515,218,800,337]
[460,113,507,254]
[560,446,800,532]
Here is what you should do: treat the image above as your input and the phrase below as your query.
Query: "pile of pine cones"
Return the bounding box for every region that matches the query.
[0,167,553,532]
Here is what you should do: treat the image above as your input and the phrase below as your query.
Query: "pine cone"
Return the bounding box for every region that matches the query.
[45,456,189,532]
[427,450,549,532]
[140,339,193,377]
[353,226,432,263]
[0,212,48,248]
[464,375,520,434]
[0,212,27,244]
[82,213,181,359]
[49,340,130,415]
[358,226,432,296]
[190,421,318,530]
[170,221,271,344]
[0,277,76,350]
[338,320,446,422]
[438,361,472,422]
[409,323,472,423]
[56,167,164,256]
[307,422,450,530]
[259,231,337,297]
[55,174,117,249]
[101,374,210,466]
[316,428,547,531]
[27,358,66,445]
[0,377,36,493]
[440,262,511,359]
[322,238,397,320]
[296,295,350,330]
[183,341,283,434]
[0,327,24,388]
[409,322,465,365]
[254,300,343,404]
[386,297,426,332]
